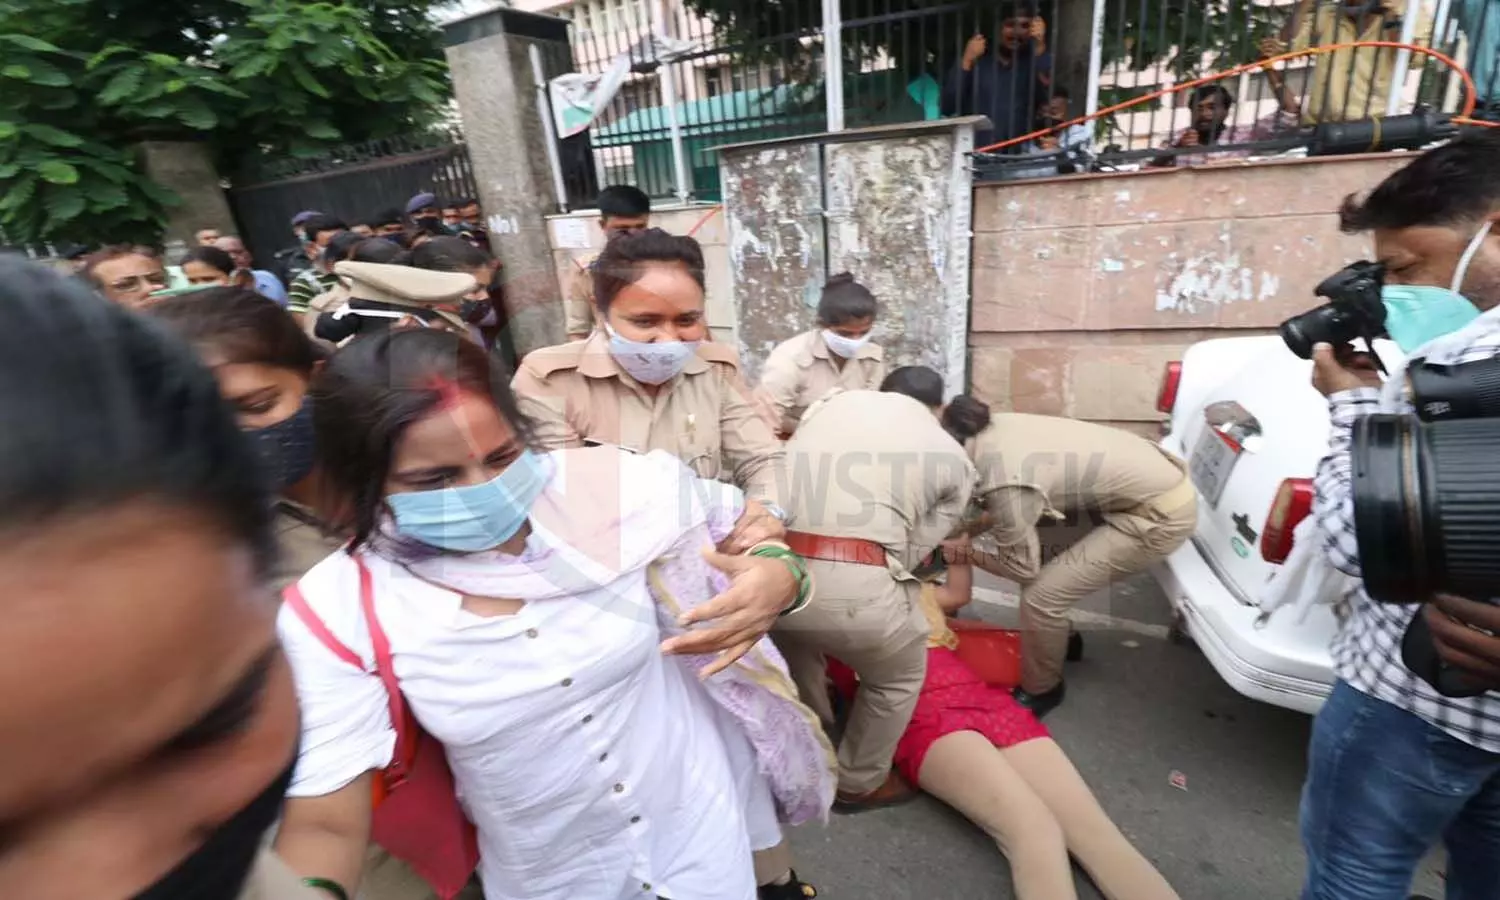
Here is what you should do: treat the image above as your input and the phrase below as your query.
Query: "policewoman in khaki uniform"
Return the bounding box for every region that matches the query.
[313,261,478,348]
[516,229,786,509]
[514,228,815,900]
[755,273,886,438]
[887,367,1196,719]
[148,288,481,900]
[777,387,977,810]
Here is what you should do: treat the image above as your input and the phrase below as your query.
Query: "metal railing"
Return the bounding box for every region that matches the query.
[543,0,1499,201]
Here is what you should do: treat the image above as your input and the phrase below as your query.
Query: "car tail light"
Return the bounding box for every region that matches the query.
[1261,477,1315,564]
[1156,361,1183,414]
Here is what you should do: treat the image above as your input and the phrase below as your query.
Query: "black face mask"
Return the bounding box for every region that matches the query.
[131,756,295,900]
[414,214,441,229]
[247,398,317,491]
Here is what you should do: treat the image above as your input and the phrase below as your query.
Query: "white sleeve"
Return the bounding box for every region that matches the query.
[277,559,397,798]
[636,449,745,544]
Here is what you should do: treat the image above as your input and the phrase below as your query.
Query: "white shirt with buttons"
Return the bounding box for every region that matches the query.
[280,540,778,900]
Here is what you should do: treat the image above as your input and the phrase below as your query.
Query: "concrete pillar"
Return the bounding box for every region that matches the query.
[443,9,576,356]
[138,141,236,248]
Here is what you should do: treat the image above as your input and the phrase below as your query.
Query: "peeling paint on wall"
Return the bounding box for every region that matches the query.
[1154,251,1282,314]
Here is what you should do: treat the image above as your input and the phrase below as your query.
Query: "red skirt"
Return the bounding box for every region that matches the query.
[829,647,1050,785]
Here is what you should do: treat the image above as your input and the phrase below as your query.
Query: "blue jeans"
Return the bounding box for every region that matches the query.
[1300,680,1500,899]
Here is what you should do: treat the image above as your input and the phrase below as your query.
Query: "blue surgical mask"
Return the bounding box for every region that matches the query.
[821,329,870,359]
[387,449,550,552]
[1381,221,1492,353]
[605,325,699,385]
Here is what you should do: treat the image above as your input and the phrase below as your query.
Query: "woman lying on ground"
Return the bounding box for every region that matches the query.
[272,328,834,900]
[833,541,1181,900]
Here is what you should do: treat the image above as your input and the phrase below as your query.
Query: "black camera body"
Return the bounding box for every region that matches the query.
[1279,260,1388,359]
[1351,356,1500,697]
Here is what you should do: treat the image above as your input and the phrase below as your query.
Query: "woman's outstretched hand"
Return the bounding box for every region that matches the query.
[660,547,797,677]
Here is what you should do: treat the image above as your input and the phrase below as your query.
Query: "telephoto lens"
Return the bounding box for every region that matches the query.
[1407,356,1500,421]
[1352,413,1500,603]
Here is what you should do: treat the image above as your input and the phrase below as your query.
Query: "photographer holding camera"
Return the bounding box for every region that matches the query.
[1298,132,1500,900]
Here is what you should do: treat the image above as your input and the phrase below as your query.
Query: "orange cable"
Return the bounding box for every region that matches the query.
[974,40,1493,155]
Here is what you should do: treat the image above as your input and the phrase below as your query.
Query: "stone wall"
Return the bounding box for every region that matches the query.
[545,205,736,343]
[969,152,1409,435]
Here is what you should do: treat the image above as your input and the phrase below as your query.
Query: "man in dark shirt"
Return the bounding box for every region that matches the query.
[941,1,1053,151]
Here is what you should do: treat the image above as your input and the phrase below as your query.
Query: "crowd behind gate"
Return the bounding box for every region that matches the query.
[5,130,1500,900]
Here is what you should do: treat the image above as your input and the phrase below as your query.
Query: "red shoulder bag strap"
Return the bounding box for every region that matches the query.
[281,558,416,791]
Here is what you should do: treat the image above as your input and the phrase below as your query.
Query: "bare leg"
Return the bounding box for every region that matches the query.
[1002,739,1180,900]
[918,731,1079,900]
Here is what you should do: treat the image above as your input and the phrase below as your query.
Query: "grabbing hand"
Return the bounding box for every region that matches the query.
[1175,128,1201,148]
[962,33,987,69]
[1028,17,1047,46]
[1423,593,1500,690]
[716,499,786,555]
[660,547,797,677]
[1036,133,1060,151]
[1311,342,1382,396]
[1258,36,1288,60]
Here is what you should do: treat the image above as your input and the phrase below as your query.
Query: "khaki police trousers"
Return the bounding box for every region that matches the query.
[360,848,484,900]
[774,561,930,795]
[1017,479,1197,694]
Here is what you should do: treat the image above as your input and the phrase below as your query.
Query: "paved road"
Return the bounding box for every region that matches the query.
[782,570,1448,899]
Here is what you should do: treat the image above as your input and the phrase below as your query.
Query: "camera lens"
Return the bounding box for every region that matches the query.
[1279,304,1347,359]
[1353,414,1500,602]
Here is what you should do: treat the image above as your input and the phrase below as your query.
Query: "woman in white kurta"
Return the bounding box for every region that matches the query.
[274,328,834,900]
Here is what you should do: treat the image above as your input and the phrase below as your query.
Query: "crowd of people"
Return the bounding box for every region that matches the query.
[15,132,1500,900]
[2,166,1203,900]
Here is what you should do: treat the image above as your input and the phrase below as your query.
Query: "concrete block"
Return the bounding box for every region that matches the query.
[1070,344,1190,422]
[1090,221,1230,330]
[970,227,1093,332]
[973,179,1095,232]
[968,346,1014,410]
[1090,170,1203,227]
[1009,347,1070,416]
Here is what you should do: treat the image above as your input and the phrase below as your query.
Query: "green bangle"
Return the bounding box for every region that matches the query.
[749,545,812,614]
[302,877,351,900]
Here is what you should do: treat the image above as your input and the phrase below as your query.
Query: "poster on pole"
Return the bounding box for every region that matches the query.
[548,32,698,138]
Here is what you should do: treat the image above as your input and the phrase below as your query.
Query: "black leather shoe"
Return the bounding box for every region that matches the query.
[1013,682,1067,719]
[759,870,817,899]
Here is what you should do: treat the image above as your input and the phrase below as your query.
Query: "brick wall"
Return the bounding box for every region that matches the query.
[969,152,1410,435]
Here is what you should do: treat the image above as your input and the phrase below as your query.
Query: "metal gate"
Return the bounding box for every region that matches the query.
[227,134,478,268]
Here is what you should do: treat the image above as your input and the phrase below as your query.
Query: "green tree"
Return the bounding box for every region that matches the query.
[0,0,449,248]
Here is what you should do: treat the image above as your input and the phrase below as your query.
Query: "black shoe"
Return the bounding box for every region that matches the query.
[1013,682,1067,719]
[759,870,817,899]
[1066,630,1085,662]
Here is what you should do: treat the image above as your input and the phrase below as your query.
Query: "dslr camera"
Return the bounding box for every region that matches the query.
[1279,260,1388,360]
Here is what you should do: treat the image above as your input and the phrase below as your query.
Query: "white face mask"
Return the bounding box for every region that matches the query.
[822,329,871,359]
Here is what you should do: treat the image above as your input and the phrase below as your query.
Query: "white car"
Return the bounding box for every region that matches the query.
[1149,334,1399,714]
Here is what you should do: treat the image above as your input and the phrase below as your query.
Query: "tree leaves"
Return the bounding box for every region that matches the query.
[37,160,79,184]
[23,123,84,147]
[97,66,144,105]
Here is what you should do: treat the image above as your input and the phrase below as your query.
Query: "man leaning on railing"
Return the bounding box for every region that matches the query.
[1149,84,1300,168]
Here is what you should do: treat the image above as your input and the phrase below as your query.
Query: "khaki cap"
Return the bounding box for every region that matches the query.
[335,261,476,307]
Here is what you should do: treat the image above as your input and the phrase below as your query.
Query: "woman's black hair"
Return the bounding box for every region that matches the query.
[351,238,408,265]
[592,227,705,313]
[180,244,236,276]
[879,365,945,408]
[147,286,322,376]
[941,395,993,443]
[409,235,491,272]
[322,230,365,265]
[816,273,877,326]
[0,254,274,573]
[312,329,533,548]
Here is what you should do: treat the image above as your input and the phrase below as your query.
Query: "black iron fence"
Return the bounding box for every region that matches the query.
[542,0,1497,199]
[227,131,478,268]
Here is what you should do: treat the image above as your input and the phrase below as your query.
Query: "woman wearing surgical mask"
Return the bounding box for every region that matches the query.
[0,257,319,899]
[180,244,238,287]
[148,288,345,590]
[272,328,832,900]
[754,273,886,439]
[511,230,813,899]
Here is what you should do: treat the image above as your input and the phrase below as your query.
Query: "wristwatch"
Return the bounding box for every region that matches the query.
[763,502,793,526]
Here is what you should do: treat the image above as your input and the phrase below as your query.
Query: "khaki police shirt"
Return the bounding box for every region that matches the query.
[271,501,347,593]
[1291,0,1428,123]
[970,413,1188,581]
[562,253,598,339]
[755,329,887,437]
[784,389,976,576]
[511,331,786,505]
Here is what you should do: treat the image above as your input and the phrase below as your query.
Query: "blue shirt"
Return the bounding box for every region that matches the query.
[1456,0,1500,103]
[252,269,289,306]
[941,50,1053,150]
